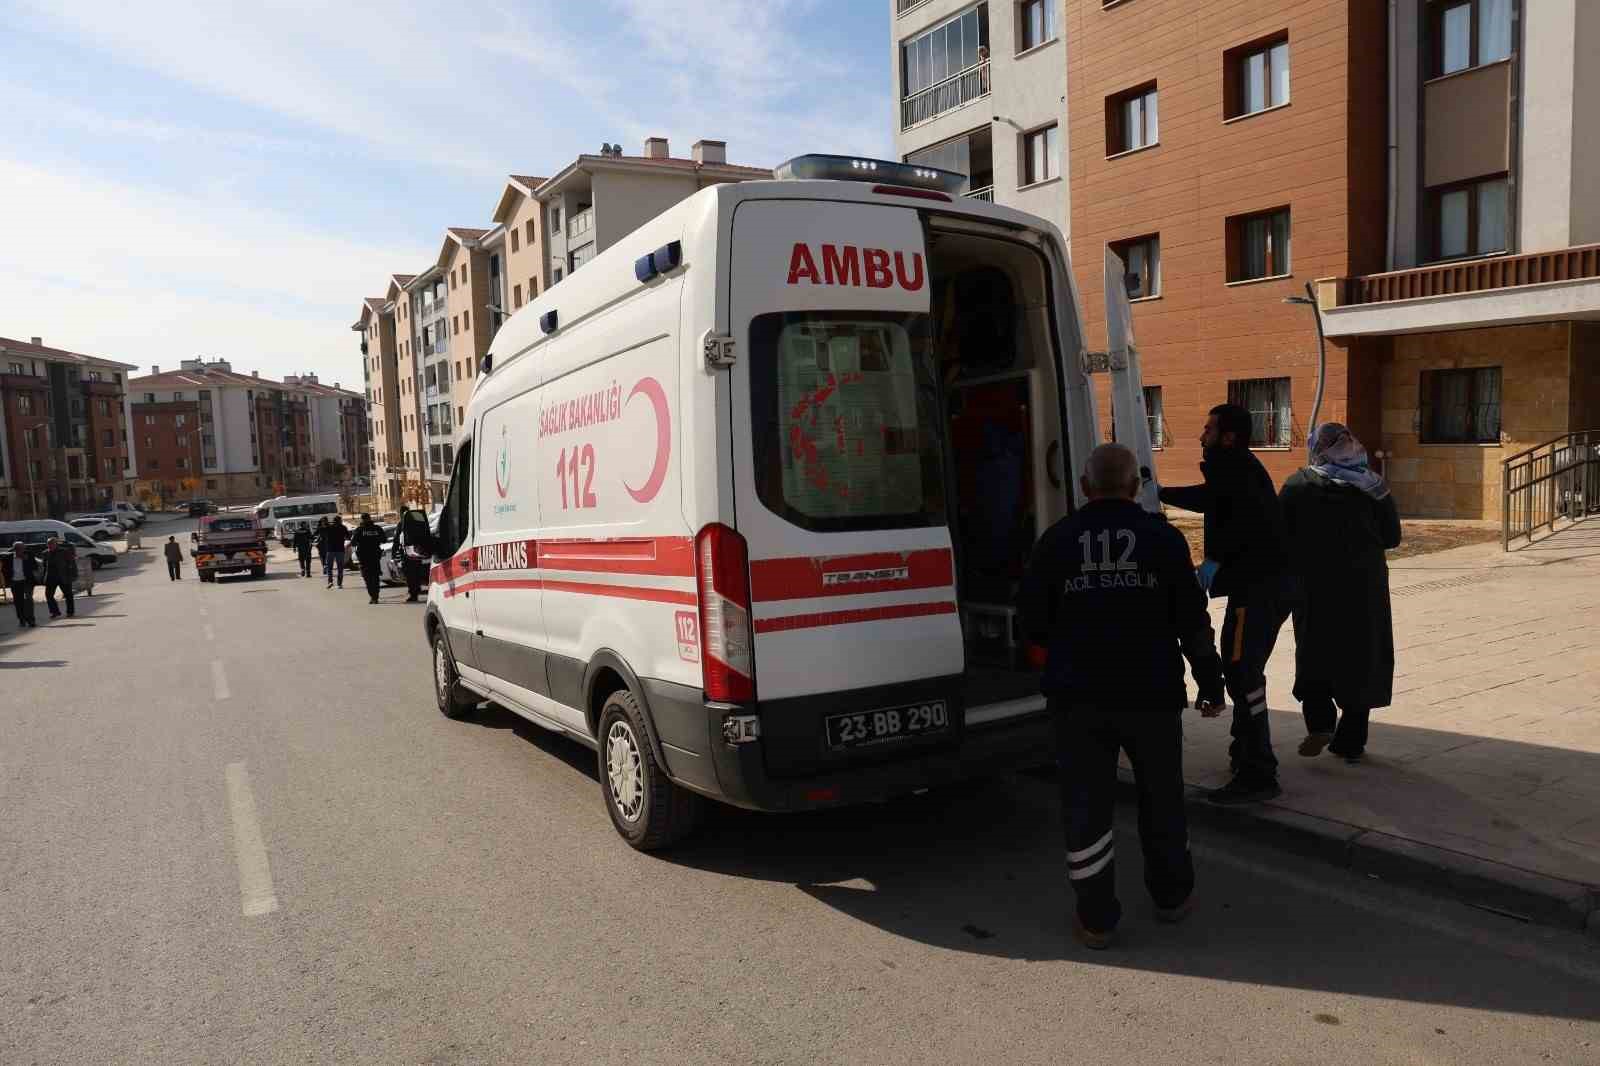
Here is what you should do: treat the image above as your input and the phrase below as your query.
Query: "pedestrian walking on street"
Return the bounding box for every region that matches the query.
[164,536,184,581]
[41,536,77,619]
[1281,423,1401,765]
[292,522,313,577]
[1159,403,1293,805]
[315,517,328,569]
[394,507,434,603]
[321,515,348,588]
[1020,445,1225,950]
[350,513,386,604]
[5,540,40,628]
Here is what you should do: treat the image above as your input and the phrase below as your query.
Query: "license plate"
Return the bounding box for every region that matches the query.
[825,700,949,750]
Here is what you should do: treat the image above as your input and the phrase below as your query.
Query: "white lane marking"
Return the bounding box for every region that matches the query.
[223,762,279,917]
[203,624,215,641]
[211,660,230,701]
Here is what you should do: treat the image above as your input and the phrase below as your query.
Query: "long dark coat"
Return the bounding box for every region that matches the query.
[1280,468,1401,710]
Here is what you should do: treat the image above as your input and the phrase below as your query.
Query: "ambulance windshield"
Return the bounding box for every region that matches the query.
[749,310,946,532]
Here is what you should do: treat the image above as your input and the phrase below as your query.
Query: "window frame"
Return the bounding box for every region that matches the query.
[1017,0,1058,53]
[1109,234,1161,299]
[1428,0,1514,79]
[1106,82,1159,156]
[1227,206,1293,283]
[1427,173,1509,262]
[1225,33,1290,120]
[1021,122,1061,186]
[1226,376,1294,449]
[1419,366,1503,444]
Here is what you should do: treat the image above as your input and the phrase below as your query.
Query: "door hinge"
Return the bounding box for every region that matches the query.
[702,330,736,369]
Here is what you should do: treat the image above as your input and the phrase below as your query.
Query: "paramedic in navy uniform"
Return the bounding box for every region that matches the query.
[1020,444,1224,949]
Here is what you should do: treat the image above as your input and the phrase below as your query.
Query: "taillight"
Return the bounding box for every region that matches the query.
[695,523,755,702]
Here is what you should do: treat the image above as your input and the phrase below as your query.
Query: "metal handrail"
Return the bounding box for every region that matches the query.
[964,185,995,202]
[901,60,990,130]
[1502,429,1600,549]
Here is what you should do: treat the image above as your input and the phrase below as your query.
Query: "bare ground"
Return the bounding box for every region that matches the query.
[1164,513,1500,564]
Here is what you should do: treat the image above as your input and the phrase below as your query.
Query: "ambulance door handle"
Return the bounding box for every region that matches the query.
[1046,440,1063,489]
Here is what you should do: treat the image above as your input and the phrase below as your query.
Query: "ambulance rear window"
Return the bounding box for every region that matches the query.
[749,311,946,532]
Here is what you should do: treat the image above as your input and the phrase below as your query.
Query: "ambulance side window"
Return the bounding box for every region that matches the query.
[437,441,473,557]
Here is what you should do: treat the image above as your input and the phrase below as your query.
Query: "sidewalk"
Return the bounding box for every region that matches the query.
[1165,521,1600,935]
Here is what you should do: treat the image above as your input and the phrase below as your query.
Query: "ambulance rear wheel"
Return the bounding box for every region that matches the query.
[432,630,476,720]
[599,689,701,851]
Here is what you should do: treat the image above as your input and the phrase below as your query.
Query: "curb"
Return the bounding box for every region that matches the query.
[1113,768,1600,939]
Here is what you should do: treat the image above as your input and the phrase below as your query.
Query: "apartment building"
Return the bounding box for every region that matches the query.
[130,359,365,502]
[891,0,1069,236]
[1314,0,1600,520]
[390,271,432,502]
[538,138,771,286]
[1066,0,1388,489]
[0,335,138,520]
[353,294,404,504]
[283,373,368,479]
[492,175,550,318]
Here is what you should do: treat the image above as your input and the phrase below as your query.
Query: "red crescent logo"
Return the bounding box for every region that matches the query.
[624,377,671,504]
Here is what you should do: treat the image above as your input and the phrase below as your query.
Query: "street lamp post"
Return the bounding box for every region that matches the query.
[1284,281,1328,434]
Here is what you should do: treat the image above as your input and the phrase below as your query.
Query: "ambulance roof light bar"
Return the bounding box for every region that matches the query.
[774,154,967,194]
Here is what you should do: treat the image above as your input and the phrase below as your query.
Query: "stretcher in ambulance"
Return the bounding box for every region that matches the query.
[424,155,1136,849]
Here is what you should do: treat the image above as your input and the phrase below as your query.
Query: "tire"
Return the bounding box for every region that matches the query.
[598,689,702,851]
[200,571,215,583]
[250,566,265,578]
[431,629,477,720]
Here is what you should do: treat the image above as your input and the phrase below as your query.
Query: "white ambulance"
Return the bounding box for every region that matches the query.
[425,155,1113,849]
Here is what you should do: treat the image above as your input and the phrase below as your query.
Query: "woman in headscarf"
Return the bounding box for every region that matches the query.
[1280,423,1401,763]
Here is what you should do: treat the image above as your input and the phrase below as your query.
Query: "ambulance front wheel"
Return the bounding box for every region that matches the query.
[599,689,702,851]
[432,630,477,720]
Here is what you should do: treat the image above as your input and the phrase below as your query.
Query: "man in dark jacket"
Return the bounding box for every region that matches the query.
[392,507,434,603]
[41,536,77,619]
[6,540,40,627]
[292,523,313,577]
[1159,403,1292,804]
[320,516,348,588]
[350,513,387,604]
[163,536,183,580]
[1020,444,1224,949]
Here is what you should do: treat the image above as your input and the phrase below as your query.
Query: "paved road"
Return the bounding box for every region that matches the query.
[3,519,1598,1065]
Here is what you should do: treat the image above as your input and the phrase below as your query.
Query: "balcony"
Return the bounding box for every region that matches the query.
[1317,243,1600,338]
[901,60,989,130]
[963,185,994,202]
[567,208,593,241]
[897,0,931,14]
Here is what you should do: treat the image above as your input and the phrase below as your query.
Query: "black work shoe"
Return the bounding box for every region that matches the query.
[1329,744,1364,765]
[1154,896,1194,924]
[1073,916,1115,950]
[1298,732,1333,757]
[1207,776,1282,805]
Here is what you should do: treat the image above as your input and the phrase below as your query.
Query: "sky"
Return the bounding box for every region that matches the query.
[0,0,893,389]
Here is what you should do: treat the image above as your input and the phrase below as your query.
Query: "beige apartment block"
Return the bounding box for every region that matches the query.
[494,176,549,318]
[353,296,403,505]
[386,272,429,503]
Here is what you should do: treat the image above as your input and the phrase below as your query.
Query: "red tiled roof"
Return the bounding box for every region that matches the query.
[0,335,138,370]
[510,174,547,188]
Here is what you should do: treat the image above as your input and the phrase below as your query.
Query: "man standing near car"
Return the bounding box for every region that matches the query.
[393,507,434,603]
[6,540,40,627]
[41,536,77,619]
[1020,445,1224,950]
[350,513,386,604]
[1158,403,1293,805]
[292,522,313,577]
[163,536,183,581]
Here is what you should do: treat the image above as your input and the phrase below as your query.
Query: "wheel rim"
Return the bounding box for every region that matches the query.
[606,720,645,823]
[434,640,451,704]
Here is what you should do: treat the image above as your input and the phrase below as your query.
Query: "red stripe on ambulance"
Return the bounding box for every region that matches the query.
[753,600,957,634]
[749,548,954,602]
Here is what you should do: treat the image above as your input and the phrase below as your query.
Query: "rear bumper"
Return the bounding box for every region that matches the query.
[641,678,1051,813]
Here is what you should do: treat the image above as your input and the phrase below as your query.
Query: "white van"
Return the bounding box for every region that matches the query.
[255,494,339,526]
[425,156,1108,849]
[0,519,119,569]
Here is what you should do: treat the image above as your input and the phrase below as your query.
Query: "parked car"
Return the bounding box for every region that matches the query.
[0,520,118,569]
[67,516,122,541]
[107,501,145,527]
[187,499,218,517]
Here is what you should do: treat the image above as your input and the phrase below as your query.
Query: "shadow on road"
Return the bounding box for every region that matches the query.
[0,659,68,669]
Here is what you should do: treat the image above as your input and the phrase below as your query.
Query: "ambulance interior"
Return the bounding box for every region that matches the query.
[924,225,1068,709]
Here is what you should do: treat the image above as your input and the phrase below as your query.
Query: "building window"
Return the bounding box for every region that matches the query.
[97,399,111,416]
[1107,84,1158,154]
[1226,35,1290,118]
[18,394,32,414]
[1022,123,1060,185]
[6,361,23,374]
[453,316,460,336]
[553,267,564,284]
[462,309,470,331]
[458,406,465,423]
[525,219,536,245]
[101,429,114,447]
[1018,0,1057,50]
[1110,235,1161,298]
[900,3,991,128]
[1421,367,1502,443]
[1228,207,1292,281]
[455,361,463,381]
[145,414,156,426]
[1144,386,1165,448]
[450,272,457,291]
[1227,377,1293,448]
[1430,175,1508,260]
[143,392,155,403]
[513,283,523,309]
[1432,0,1512,77]
[510,229,521,253]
